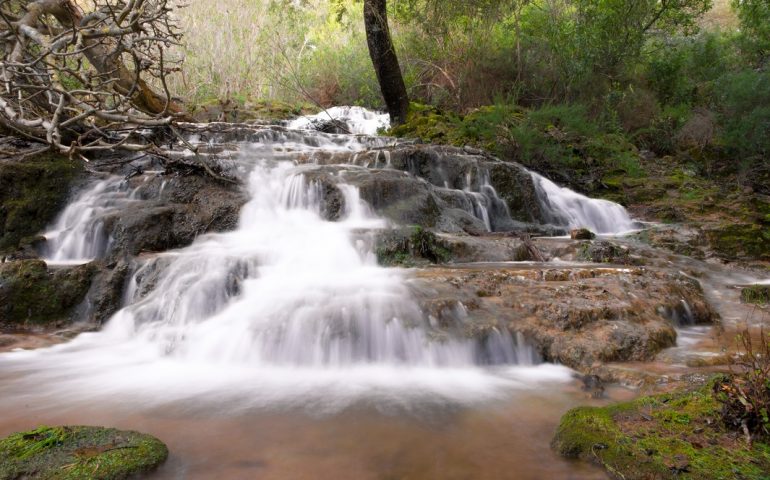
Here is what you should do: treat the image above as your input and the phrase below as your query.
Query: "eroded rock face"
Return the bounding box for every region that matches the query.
[0,152,83,253]
[297,144,551,235]
[409,264,718,373]
[104,172,248,260]
[0,260,95,328]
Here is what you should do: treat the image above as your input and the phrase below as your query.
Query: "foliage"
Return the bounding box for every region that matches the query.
[714,329,770,443]
[376,226,451,266]
[715,70,770,160]
[731,0,770,64]
[741,286,770,305]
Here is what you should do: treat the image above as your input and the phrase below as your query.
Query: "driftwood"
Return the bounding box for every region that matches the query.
[518,233,546,262]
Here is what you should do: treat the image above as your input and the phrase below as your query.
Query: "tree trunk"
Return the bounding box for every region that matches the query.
[363,0,409,125]
[44,1,184,116]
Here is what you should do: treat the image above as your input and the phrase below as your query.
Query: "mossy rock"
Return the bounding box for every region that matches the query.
[0,153,82,253]
[705,223,770,260]
[0,260,95,326]
[741,285,770,305]
[376,226,451,266]
[0,425,168,480]
[552,381,770,479]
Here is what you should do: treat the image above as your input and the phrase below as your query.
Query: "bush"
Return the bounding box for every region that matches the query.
[714,328,770,444]
[716,70,770,160]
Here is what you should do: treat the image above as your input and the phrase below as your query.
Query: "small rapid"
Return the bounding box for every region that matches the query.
[287,106,390,135]
[43,176,132,264]
[531,172,637,234]
[2,109,646,410]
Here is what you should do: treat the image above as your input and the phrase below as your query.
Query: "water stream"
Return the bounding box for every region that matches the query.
[0,109,696,479]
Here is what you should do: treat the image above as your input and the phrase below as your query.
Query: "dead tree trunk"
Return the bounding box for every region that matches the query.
[363,0,409,125]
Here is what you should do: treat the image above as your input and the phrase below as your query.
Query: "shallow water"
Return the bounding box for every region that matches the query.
[0,368,620,479]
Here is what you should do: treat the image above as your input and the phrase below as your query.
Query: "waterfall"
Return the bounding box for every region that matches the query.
[287,106,390,136]
[530,172,637,234]
[103,158,540,367]
[43,176,133,264]
[103,159,510,367]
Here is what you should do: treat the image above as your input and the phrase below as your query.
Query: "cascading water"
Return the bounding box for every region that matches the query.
[287,106,390,136]
[43,176,135,264]
[2,124,562,410]
[531,172,637,234]
[106,159,503,367]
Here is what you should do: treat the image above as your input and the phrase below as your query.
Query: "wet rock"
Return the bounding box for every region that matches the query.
[386,145,547,226]
[376,227,451,266]
[579,240,633,264]
[411,265,718,372]
[570,228,596,240]
[105,172,247,259]
[83,260,131,324]
[0,260,95,328]
[741,285,770,305]
[0,153,83,253]
[0,425,168,480]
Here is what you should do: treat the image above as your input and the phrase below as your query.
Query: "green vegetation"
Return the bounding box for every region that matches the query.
[553,379,770,479]
[0,425,168,480]
[714,330,770,442]
[377,226,451,266]
[0,153,82,253]
[741,286,770,305]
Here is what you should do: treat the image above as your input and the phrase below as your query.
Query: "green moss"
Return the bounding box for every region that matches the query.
[741,285,770,305]
[553,381,770,479]
[0,425,168,480]
[0,153,82,253]
[0,260,95,326]
[376,226,451,267]
[706,223,770,260]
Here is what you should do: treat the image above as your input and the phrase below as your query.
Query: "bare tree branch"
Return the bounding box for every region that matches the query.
[0,0,188,155]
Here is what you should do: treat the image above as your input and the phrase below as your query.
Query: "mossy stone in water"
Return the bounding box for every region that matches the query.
[0,426,168,480]
[741,285,770,305]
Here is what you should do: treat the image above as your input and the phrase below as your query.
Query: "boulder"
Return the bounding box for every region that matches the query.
[0,153,83,253]
[0,425,168,480]
[0,260,95,328]
[570,228,596,240]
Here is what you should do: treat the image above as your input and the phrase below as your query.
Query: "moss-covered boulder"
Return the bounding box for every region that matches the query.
[376,226,451,266]
[0,153,82,253]
[0,260,95,327]
[741,285,770,305]
[552,382,770,479]
[0,426,168,480]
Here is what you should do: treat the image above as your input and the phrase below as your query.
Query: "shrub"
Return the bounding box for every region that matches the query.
[714,328,770,444]
[716,70,770,160]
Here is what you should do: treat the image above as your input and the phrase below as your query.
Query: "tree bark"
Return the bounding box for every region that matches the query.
[43,1,184,116]
[363,0,409,125]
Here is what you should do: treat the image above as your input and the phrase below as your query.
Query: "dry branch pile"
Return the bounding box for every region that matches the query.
[0,0,185,155]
